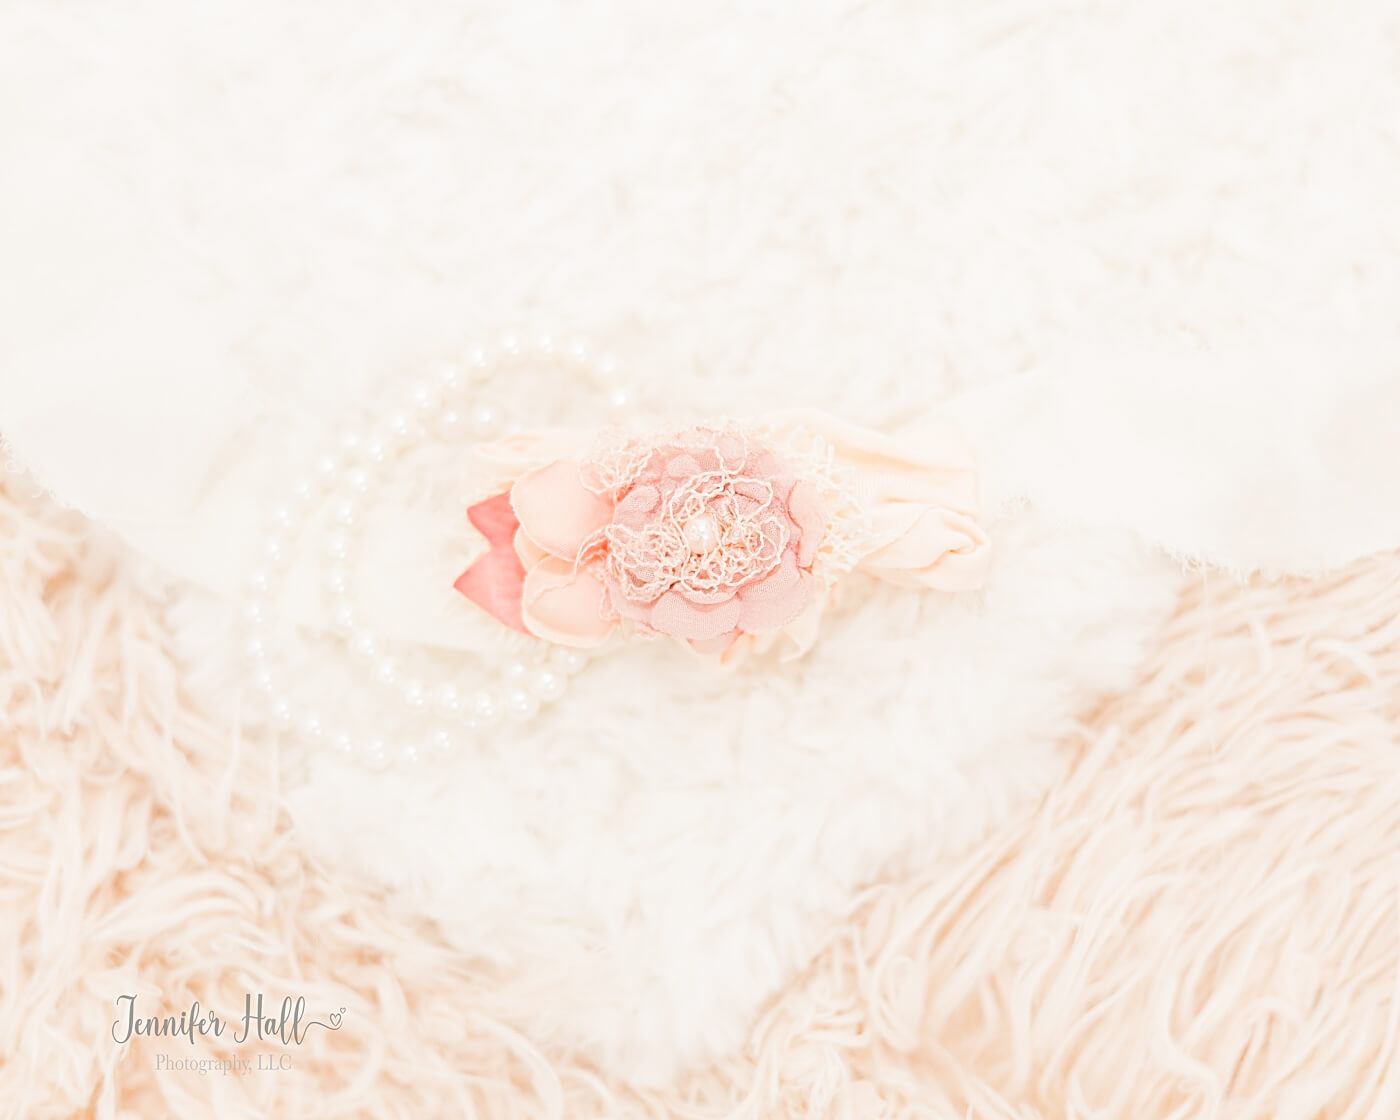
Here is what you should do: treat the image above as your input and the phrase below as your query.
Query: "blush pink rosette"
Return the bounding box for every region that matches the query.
[454,414,989,660]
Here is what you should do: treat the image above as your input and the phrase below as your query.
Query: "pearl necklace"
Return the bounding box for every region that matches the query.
[240,332,630,771]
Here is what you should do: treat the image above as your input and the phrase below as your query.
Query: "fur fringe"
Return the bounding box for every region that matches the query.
[3,481,1399,1118]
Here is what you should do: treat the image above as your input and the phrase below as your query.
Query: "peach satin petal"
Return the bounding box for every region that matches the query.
[454,492,529,633]
[510,460,615,560]
[513,525,548,569]
[520,555,616,647]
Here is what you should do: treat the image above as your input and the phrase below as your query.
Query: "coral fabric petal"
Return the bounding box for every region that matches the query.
[467,490,522,548]
[521,555,616,647]
[510,461,615,560]
[455,493,529,633]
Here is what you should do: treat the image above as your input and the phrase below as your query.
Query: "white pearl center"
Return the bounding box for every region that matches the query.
[683,512,720,554]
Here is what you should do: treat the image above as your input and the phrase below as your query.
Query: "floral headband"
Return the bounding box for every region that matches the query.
[454,411,989,663]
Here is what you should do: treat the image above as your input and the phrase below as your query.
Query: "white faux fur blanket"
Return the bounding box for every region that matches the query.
[3,0,1400,1111]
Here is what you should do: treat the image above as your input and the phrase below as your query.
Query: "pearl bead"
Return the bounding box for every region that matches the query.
[351,632,378,660]
[331,603,356,631]
[325,566,349,597]
[270,504,295,530]
[251,667,275,694]
[428,728,456,761]
[436,361,465,393]
[471,691,500,726]
[247,567,272,595]
[438,683,464,716]
[505,688,538,722]
[567,340,591,365]
[549,647,589,675]
[498,333,520,357]
[314,453,340,483]
[502,660,528,684]
[373,657,399,686]
[437,408,466,440]
[326,533,349,562]
[330,731,355,757]
[300,713,325,743]
[330,498,358,528]
[409,382,439,414]
[531,667,566,702]
[683,512,719,554]
[291,476,318,507]
[364,436,388,464]
[469,403,501,438]
[360,739,391,770]
[607,387,632,412]
[270,698,295,728]
[468,346,489,370]
[401,679,427,709]
[533,332,554,354]
[241,601,267,628]
[397,741,422,767]
[346,468,370,496]
[338,430,364,460]
[596,354,619,379]
[262,535,289,568]
[244,636,268,662]
[387,411,412,441]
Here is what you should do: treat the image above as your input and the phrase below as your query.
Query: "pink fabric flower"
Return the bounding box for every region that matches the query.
[456,429,825,655]
[454,414,990,659]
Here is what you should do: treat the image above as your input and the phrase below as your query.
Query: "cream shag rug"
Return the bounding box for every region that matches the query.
[4,476,1399,1119]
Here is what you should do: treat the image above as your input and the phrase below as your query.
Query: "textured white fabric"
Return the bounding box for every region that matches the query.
[3,0,1399,1083]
